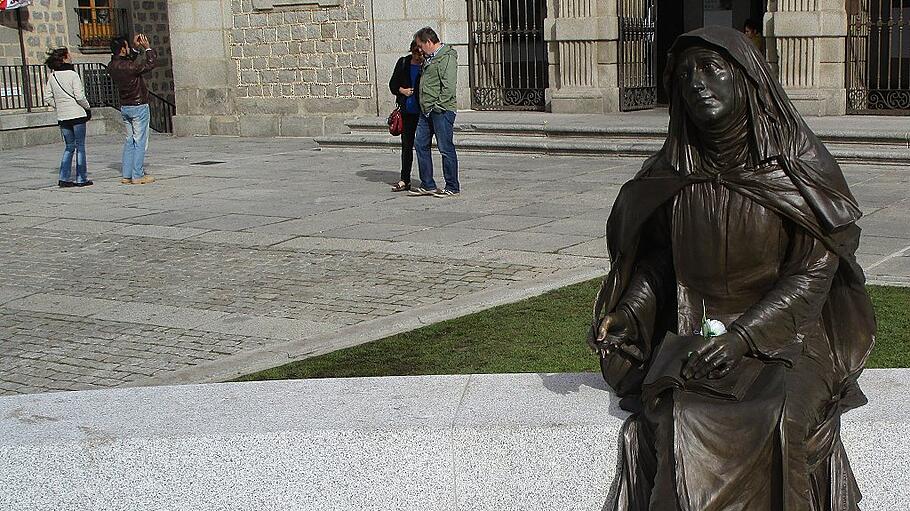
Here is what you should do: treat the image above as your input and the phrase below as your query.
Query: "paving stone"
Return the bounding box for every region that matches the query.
[526,218,606,237]
[4,294,117,317]
[180,213,291,231]
[329,223,426,241]
[470,232,595,253]
[190,230,298,247]
[447,215,554,232]
[0,287,36,306]
[248,216,364,236]
[557,238,609,259]
[110,224,211,241]
[0,135,905,396]
[34,219,125,234]
[410,227,509,247]
[125,210,226,227]
[91,303,229,330]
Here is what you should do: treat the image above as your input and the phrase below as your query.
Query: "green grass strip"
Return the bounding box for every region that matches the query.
[236,281,909,381]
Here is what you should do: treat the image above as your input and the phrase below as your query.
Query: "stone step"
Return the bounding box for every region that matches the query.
[316,131,910,165]
[342,115,910,147]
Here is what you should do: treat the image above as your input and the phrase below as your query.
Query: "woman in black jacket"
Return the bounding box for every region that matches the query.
[388,40,424,192]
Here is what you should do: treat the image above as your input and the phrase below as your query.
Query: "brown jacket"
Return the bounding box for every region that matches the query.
[108,48,158,105]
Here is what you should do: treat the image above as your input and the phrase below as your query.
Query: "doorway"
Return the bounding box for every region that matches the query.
[847,0,910,114]
[654,0,766,104]
[467,0,549,111]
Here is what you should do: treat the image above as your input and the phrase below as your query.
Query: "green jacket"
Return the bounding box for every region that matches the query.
[419,44,458,113]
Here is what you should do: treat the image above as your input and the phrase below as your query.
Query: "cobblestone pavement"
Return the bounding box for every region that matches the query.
[1,135,908,395]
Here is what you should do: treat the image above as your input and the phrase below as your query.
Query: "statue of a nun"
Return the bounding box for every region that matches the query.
[589,27,876,511]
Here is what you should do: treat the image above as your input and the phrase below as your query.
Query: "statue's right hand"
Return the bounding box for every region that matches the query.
[597,311,628,343]
[594,309,639,358]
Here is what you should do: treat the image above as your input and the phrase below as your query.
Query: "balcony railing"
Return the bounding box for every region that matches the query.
[75,7,130,53]
[0,63,175,133]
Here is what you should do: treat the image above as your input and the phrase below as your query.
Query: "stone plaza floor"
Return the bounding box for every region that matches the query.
[1,134,909,395]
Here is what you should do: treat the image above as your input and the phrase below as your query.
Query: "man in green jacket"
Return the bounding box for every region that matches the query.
[409,27,460,198]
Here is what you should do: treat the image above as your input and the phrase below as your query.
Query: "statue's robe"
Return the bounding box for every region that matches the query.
[593,28,875,511]
[604,164,856,511]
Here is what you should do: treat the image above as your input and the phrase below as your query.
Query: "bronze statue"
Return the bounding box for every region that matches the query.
[589,27,875,511]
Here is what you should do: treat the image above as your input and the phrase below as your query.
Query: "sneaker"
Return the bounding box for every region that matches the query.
[74,180,94,187]
[408,187,440,196]
[433,189,459,198]
[120,178,132,184]
[131,175,156,185]
[58,180,75,188]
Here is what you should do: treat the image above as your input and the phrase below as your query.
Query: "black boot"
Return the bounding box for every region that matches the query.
[58,180,75,188]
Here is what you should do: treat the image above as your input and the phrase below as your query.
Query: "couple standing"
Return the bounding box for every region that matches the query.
[388,27,459,198]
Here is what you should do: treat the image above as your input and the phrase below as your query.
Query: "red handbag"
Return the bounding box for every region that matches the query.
[387,107,403,136]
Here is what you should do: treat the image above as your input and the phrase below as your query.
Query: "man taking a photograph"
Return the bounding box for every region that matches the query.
[109,34,158,185]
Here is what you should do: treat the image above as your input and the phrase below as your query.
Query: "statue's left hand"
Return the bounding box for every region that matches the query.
[682,332,750,380]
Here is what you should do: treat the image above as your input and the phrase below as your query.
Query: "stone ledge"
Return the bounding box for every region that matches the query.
[0,370,907,510]
[543,16,619,41]
[252,0,341,10]
[766,10,848,38]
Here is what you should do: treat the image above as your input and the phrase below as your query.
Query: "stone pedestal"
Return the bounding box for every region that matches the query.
[766,0,848,116]
[544,0,620,113]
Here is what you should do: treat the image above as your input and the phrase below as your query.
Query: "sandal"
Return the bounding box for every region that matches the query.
[391,181,411,192]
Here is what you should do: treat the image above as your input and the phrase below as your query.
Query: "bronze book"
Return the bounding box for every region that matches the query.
[642,332,764,402]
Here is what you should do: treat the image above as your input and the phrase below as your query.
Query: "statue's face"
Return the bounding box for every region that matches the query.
[675,47,736,129]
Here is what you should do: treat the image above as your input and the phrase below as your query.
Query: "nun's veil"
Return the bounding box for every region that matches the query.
[644,26,861,234]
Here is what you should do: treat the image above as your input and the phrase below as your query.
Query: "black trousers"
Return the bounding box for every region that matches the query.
[400,112,420,184]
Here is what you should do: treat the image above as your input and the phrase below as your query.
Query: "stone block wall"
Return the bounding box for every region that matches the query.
[171,0,380,137]
[230,1,373,103]
[169,0,473,137]
[371,0,470,116]
[131,0,175,103]
[0,2,68,67]
[229,0,377,134]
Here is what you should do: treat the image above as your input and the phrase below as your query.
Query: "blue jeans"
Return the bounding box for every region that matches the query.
[59,122,87,183]
[120,104,150,180]
[415,110,459,192]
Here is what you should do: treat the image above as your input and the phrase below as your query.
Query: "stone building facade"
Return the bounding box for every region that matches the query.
[169,0,468,136]
[129,0,175,102]
[0,0,174,104]
[167,0,904,137]
[0,1,69,66]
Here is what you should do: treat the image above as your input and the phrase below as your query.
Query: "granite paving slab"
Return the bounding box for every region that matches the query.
[0,135,907,395]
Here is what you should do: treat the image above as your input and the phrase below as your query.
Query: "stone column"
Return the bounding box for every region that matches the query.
[168,0,238,136]
[765,0,848,116]
[544,0,619,113]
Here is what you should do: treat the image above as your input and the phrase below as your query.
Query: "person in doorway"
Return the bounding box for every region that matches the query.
[409,26,460,198]
[744,18,765,54]
[109,34,158,185]
[45,47,92,188]
[388,40,424,192]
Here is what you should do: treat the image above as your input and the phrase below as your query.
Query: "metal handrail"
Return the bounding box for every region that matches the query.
[0,62,176,133]
[147,90,176,133]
